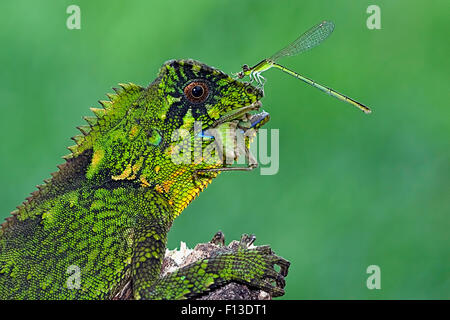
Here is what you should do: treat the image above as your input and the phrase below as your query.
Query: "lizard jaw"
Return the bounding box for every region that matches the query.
[237,100,270,133]
[211,100,263,128]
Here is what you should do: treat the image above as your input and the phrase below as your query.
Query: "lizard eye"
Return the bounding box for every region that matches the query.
[184,81,209,104]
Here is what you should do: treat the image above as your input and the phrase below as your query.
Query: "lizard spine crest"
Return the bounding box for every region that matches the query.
[0,83,143,237]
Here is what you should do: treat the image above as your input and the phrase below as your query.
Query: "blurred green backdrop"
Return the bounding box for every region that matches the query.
[0,0,448,299]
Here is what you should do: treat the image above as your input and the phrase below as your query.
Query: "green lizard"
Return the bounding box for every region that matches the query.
[0,59,289,299]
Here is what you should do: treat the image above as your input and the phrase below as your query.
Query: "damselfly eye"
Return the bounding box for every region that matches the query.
[184,81,209,103]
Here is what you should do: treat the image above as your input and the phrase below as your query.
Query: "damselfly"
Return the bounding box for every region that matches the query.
[236,21,371,114]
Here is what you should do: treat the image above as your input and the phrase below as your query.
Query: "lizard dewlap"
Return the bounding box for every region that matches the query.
[0,59,289,300]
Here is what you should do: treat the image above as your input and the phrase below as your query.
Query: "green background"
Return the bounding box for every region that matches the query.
[0,0,448,299]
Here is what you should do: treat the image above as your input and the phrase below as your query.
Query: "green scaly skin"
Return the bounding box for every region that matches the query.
[0,59,289,299]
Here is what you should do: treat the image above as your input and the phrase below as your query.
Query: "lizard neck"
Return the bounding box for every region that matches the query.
[144,165,219,218]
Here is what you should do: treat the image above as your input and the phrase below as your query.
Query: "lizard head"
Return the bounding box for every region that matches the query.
[148,59,270,174]
[152,59,266,139]
[71,59,269,215]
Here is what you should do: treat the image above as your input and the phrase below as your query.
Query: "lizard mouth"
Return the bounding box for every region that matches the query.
[239,107,270,132]
[198,100,270,167]
[212,100,270,132]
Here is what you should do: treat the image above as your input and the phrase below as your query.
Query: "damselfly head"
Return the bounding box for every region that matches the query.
[242,64,250,72]
[234,64,250,79]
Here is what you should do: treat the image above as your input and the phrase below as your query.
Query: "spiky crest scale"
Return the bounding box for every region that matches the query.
[66,82,144,159]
